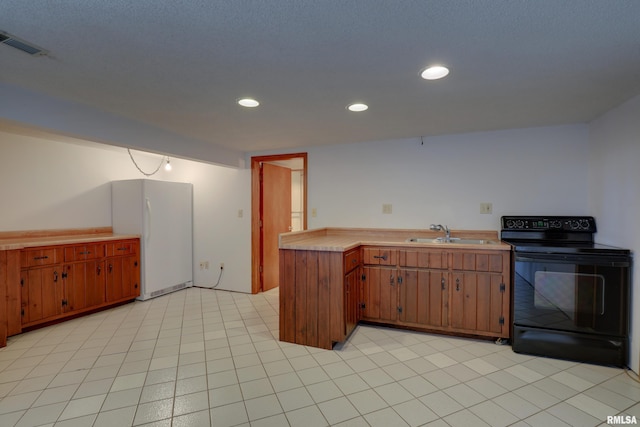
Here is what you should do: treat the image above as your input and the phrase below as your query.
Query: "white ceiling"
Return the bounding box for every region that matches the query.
[2,1,640,155]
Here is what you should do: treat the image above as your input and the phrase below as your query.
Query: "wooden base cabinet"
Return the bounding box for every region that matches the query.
[19,239,140,329]
[362,247,511,340]
[280,248,360,350]
[279,244,511,350]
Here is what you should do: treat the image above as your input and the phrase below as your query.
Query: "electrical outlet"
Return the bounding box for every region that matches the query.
[382,204,393,214]
[199,262,205,270]
[238,209,243,218]
[220,262,224,270]
[311,208,317,218]
[204,261,209,269]
[480,202,493,214]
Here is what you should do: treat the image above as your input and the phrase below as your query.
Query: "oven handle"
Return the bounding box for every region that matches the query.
[515,253,630,267]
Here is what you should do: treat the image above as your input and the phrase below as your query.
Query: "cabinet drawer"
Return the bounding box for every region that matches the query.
[451,251,505,272]
[21,247,63,267]
[344,249,361,272]
[64,244,105,262]
[362,247,396,265]
[399,249,448,269]
[105,240,138,257]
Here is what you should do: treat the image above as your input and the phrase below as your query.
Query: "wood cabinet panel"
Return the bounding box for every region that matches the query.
[451,251,504,272]
[362,247,396,266]
[64,260,106,312]
[105,240,137,257]
[1,250,21,341]
[450,271,508,335]
[279,250,296,343]
[0,251,7,346]
[344,248,360,273]
[361,266,397,322]
[344,268,359,337]
[296,251,318,346]
[399,269,448,327]
[106,255,139,302]
[64,244,105,262]
[21,248,63,268]
[21,266,63,324]
[279,249,344,349]
[399,249,448,269]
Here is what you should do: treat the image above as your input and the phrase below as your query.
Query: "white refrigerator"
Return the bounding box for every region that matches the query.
[111,179,193,300]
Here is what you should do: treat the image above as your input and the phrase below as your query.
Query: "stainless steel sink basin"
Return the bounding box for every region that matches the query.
[406,237,496,244]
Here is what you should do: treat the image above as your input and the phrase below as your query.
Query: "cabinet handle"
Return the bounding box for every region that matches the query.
[108,264,113,273]
[33,255,49,261]
[97,265,102,275]
[456,278,460,291]
[441,277,445,290]
[373,254,388,261]
[53,270,58,282]
[390,274,395,286]
[351,259,357,264]
[117,247,128,251]
[79,251,91,255]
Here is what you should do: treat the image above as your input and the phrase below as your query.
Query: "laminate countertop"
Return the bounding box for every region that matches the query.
[279,227,511,252]
[0,228,140,251]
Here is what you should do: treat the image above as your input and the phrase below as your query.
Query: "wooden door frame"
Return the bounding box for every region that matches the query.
[251,153,308,294]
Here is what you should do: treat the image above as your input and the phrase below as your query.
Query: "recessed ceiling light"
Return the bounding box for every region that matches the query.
[421,65,450,80]
[347,103,368,112]
[238,98,260,107]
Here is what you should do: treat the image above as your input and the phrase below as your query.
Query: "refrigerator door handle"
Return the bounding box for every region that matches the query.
[145,197,152,241]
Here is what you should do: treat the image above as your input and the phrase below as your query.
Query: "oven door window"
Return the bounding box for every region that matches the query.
[534,270,604,317]
[514,255,628,335]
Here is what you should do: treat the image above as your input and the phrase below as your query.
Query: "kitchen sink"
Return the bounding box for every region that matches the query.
[406,237,496,244]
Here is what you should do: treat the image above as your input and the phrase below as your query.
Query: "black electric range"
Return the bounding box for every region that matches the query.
[501,215,632,367]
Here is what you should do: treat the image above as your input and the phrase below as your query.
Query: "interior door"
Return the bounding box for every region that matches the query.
[261,163,292,291]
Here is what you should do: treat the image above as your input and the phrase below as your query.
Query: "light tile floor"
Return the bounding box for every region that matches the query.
[1,287,639,426]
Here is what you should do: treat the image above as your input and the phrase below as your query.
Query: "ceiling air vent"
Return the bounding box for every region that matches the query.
[0,30,48,56]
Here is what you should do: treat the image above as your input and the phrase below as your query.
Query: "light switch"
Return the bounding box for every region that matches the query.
[382,204,393,214]
[311,208,317,218]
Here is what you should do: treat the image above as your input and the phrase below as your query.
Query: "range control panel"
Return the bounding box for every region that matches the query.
[501,216,596,232]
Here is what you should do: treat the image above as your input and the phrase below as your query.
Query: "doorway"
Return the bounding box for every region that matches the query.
[251,153,307,294]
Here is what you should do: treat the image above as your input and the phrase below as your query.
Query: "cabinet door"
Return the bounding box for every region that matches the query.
[399,269,448,327]
[106,255,139,302]
[361,266,397,322]
[21,266,63,324]
[344,268,359,337]
[64,261,106,312]
[450,271,506,334]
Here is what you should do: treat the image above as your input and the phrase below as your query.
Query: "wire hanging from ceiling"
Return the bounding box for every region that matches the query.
[127,148,168,177]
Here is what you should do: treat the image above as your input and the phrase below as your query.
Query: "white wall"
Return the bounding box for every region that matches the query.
[588,93,640,373]
[0,130,251,293]
[300,124,590,231]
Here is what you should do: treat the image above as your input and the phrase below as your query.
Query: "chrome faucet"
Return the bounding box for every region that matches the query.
[430,224,450,242]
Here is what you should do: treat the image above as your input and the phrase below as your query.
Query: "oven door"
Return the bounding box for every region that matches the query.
[513,252,630,336]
